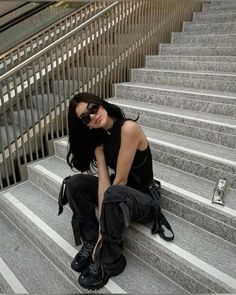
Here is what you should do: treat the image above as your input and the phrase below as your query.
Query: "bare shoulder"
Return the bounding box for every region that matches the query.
[121,120,141,137]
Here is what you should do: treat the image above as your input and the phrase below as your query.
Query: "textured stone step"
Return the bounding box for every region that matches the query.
[0,210,80,294]
[12,109,44,130]
[0,180,186,294]
[108,97,236,149]
[203,3,236,12]
[0,125,21,148]
[172,33,236,47]
[145,56,236,74]
[160,44,236,56]
[146,55,236,63]
[131,68,236,92]
[146,126,236,187]
[25,154,236,293]
[183,21,236,34]
[115,82,236,117]
[53,80,80,96]
[205,0,236,6]
[193,11,236,23]
[32,93,61,112]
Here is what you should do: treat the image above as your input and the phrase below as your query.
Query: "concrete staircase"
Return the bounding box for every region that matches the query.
[1,0,236,293]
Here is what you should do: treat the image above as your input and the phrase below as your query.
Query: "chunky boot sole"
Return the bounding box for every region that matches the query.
[78,255,127,291]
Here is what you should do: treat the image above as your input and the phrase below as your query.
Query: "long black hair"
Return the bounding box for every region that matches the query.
[67,92,126,172]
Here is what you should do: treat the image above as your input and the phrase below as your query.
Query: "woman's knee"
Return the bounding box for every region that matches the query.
[104,185,127,202]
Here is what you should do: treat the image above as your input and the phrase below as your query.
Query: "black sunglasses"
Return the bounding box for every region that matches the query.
[79,103,100,125]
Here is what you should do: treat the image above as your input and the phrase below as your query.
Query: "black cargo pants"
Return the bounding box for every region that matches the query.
[66,173,153,266]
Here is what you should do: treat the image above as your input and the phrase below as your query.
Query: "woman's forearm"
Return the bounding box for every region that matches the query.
[95,147,110,217]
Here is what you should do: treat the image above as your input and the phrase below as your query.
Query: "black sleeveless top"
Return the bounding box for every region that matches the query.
[103,119,153,191]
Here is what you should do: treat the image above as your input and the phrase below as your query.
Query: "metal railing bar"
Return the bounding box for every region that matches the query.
[0,1,95,68]
[0,2,118,80]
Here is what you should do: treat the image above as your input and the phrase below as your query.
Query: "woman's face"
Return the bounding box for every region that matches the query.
[75,101,109,129]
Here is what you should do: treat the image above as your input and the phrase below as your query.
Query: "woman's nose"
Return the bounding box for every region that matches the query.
[90,113,96,120]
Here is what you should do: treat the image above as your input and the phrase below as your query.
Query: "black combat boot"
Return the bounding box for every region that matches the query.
[71,241,96,272]
[78,254,126,290]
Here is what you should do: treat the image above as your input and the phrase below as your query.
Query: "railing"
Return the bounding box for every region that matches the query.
[0,1,109,73]
[0,0,204,190]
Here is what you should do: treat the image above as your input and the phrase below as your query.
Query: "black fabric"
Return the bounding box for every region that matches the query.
[58,175,71,215]
[63,174,153,265]
[144,180,174,241]
[104,119,153,188]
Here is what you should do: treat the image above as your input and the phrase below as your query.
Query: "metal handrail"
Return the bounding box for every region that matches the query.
[0,1,103,63]
[0,2,119,81]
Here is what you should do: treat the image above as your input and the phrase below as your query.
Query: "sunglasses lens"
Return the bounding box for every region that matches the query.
[80,114,90,125]
[89,104,100,114]
[79,103,100,125]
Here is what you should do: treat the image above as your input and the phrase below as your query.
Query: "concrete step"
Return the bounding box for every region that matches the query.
[183,21,236,34]
[108,97,236,149]
[0,180,186,294]
[115,82,236,117]
[171,33,236,47]
[12,109,44,130]
[205,0,236,6]
[145,56,236,74]
[31,93,62,112]
[24,152,236,293]
[131,68,236,93]
[193,11,236,23]
[0,125,21,149]
[53,80,80,96]
[0,209,80,294]
[203,3,236,12]
[159,44,236,56]
[146,55,236,63]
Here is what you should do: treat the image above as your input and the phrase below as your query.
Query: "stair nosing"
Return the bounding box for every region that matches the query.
[132,68,236,77]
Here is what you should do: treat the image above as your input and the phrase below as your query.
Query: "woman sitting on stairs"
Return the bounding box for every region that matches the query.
[59,92,174,290]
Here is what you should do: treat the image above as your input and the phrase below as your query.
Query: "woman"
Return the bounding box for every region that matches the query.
[63,92,173,291]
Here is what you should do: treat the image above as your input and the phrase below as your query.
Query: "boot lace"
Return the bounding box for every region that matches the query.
[88,263,101,275]
[79,242,95,258]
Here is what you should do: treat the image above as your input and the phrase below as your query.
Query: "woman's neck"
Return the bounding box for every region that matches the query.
[104,116,116,130]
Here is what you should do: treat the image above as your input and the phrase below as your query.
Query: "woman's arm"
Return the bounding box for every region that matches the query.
[95,145,111,217]
[113,120,147,185]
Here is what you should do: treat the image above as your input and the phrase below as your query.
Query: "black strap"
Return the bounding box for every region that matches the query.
[58,175,71,215]
[58,175,82,246]
[158,212,175,241]
[145,179,175,241]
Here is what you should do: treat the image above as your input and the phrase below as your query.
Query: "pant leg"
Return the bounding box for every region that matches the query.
[66,174,99,243]
[96,185,153,265]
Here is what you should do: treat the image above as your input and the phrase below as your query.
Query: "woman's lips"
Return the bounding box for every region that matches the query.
[95,115,102,125]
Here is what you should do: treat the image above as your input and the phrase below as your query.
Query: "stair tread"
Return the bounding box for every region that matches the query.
[14,160,236,290]
[133,67,236,77]
[117,82,236,101]
[142,125,236,164]
[0,209,80,294]
[108,97,236,127]
[146,55,236,63]
[173,32,236,37]
[0,182,185,294]
[161,44,236,49]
